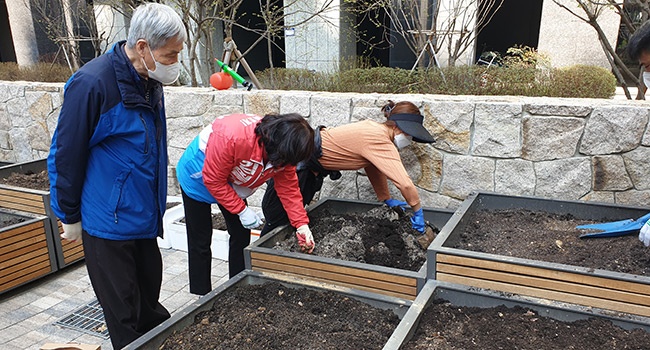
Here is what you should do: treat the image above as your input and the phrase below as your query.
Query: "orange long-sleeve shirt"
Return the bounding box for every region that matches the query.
[318,120,421,210]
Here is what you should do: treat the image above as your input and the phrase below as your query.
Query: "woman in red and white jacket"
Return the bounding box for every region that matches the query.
[176,113,315,295]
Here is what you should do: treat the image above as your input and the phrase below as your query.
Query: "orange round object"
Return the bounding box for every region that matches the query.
[209,72,233,90]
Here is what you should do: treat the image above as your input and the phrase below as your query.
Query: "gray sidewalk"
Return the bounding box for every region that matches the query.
[0,248,229,350]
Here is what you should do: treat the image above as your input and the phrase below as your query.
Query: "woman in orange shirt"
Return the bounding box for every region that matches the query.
[261,100,435,238]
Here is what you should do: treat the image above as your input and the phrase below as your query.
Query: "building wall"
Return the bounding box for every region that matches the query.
[2,81,650,211]
[538,0,621,68]
[284,0,353,72]
[93,1,128,53]
[435,0,480,67]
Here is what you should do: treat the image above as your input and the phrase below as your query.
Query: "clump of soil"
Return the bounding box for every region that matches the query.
[273,206,434,271]
[0,212,27,227]
[159,281,401,350]
[451,209,650,276]
[1,170,49,191]
[403,298,650,349]
[166,202,181,210]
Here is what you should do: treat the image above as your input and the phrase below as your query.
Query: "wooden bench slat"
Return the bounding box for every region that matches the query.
[0,187,46,199]
[0,227,45,246]
[64,251,85,265]
[0,197,44,209]
[0,202,46,215]
[438,263,650,307]
[251,251,416,286]
[438,273,650,318]
[253,259,417,296]
[437,254,650,295]
[0,254,49,278]
[0,241,48,264]
[0,263,52,293]
[0,192,44,205]
[0,221,45,236]
[254,267,415,300]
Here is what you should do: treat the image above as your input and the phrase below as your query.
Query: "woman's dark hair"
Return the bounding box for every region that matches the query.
[381,100,422,127]
[628,21,650,61]
[255,113,315,166]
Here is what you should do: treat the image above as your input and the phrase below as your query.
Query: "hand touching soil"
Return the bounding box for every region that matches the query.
[272,206,434,271]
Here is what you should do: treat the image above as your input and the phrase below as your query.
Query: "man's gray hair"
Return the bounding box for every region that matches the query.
[126,3,187,49]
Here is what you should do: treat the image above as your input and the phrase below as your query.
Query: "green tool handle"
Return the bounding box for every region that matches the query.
[215,59,246,84]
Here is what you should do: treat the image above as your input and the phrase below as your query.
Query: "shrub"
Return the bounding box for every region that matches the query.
[0,62,22,81]
[0,62,71,83]
[503,45,551,70]
[256,68,332,91]
[548,64,617,99]
[255,64,616,99]
[331,67,418,94]
[0,60,618,99]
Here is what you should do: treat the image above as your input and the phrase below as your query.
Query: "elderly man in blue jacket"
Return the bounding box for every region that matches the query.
[47,3,186,348]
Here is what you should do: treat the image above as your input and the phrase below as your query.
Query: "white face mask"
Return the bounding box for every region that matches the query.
[143,46,180,85]
[643,71,650,90]
[393,133,413,149]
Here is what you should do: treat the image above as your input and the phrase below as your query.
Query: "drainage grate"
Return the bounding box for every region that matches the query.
[55,299,110,339]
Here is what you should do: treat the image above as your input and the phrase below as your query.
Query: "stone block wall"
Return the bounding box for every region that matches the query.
[1,81,650,210]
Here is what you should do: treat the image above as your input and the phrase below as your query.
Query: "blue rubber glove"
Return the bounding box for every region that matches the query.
[411,208,425,233]
[384,198,408,209]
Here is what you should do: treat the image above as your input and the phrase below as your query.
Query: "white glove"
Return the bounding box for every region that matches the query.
[61,222,82,242]
[640,220,650,247]
[238,206,263,229]
[296,225,315,253]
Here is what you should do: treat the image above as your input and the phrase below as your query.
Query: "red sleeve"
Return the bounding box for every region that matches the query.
[273,166,309,228]
[202,132,247,215]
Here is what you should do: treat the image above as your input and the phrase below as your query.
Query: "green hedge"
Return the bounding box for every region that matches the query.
[0,62,72,83]
[0,61,617,99]
[256,65,617,99]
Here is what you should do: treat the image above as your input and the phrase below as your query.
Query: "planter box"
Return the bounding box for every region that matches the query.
[0,208,57,295]
[384,279,650,349]
[163,200,260,260]
[244,198,454,300]
[123,270,411,349]
[428,191,650,318]
[0,159,83,269]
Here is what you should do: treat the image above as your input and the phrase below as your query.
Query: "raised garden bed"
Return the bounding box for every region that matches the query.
[384,280,650,350]
[429,191,650,318]
[123,270,411,349]
[163,201,260,260]
[0,159,83,269]
[245,198,454,300]
[0,208,57,295]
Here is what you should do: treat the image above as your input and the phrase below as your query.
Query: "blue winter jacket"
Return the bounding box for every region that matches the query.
[47,41,168,240]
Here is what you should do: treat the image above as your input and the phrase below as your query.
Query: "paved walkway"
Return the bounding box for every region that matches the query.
[0,248,229,350]
[614,86,641,100]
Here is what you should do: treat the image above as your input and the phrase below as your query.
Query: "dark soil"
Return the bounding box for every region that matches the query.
[0,170,49,191]
[404,299,650,350]
[166,202,181,210]
[272,206,434,271]
[451,209,650,276]
[159,281,401,350]
[210,213,227,230]
[179,212,260,231]
[0,213,27,227]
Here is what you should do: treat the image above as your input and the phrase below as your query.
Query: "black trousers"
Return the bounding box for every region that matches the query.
[83,231,170,350]
[181,187,250,295]
[261,168,322,236]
